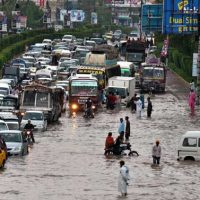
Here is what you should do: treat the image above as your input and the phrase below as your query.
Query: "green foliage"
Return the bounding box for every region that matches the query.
[19,1,44,28]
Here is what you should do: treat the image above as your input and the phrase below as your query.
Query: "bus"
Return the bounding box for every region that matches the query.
[68,74,99,113]
[76,65,121,89]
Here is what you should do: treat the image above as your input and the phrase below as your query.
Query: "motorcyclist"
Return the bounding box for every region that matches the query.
[85,98,93,117]
[24,119,35,143]
[113,134,124,155]
[0,135,7,159]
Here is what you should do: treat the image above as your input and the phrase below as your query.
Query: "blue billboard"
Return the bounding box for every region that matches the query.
[163,0,198,34]
[141,4,163,33]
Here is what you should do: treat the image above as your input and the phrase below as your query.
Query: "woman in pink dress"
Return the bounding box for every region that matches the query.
[189,89,196,116]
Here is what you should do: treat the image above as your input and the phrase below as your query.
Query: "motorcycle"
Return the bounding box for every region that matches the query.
[83,105,95,118]
[104,143,139,156]
[23,129,34,145]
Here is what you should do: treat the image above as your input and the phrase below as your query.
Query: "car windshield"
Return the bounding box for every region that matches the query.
[143,67,164,79]
[121,68,131,77]
[7,123,19,130]
[71,80,98,96]
[23,112,43,120]
[0,123,8,131]
[0,132,21,143]
[107,87,126,97]
[0,89,8,95]
[0,99,16,107]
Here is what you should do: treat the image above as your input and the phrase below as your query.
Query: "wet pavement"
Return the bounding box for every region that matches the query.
[1,70,200,200]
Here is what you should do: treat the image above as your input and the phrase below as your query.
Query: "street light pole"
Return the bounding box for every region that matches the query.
[196,5,200,104]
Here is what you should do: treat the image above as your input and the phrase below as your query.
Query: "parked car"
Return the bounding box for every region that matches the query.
[0,130,28,156]
[177,131,200,161]
[21,111,47,131]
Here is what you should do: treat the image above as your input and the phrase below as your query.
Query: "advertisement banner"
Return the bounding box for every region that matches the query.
[0,11,7,32]
[142,4,163,33]
[91,12,97,24]
[12,11,21,29]
[39,0,45,7]
[163,0,198,34]
[43,9,51,24]
[70,10,85,22]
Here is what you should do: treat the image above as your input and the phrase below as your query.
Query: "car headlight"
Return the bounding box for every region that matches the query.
[71,104,78,110]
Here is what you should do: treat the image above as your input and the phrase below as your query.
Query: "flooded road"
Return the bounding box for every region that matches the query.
[1,70,200,200]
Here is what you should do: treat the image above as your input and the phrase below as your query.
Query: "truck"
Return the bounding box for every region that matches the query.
[106,76,135,106]
[140,55,166,93]
[2,65,20,84]
[126,40,146,64]
[77,45,121,89]
[19,83,64,123]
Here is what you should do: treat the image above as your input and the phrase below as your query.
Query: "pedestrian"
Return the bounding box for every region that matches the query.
[147,96,153,118]
[140,92,145,109]
[125,116,130,141]
[189,89,196,116]
[130,93,137,113]
[115,91,121,111]
[152,140,161,165]
[118,160,130,197]
[190,79,195,91]
[136,96,142,118]
[118,118,125,134]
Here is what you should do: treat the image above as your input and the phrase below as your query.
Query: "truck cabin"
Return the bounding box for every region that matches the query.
[126,41,147,63]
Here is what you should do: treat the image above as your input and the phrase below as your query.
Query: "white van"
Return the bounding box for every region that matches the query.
[177,131,200,161]
[0,83,11,96]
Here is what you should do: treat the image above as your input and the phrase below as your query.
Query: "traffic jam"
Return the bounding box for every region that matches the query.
[0,30,167,169]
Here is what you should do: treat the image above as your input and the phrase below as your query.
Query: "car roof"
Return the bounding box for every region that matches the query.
[183,131,200,137]
[25,111,44,114]
[0,130,21,134]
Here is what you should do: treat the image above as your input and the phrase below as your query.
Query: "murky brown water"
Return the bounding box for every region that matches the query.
[1,83,200,199]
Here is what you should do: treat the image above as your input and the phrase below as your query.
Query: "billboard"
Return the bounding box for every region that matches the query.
[142,4,163,33]
[91,12,97,24]
[70,10,85,22]
[163,0,198,34]
[0,11,7,32]
[12,11,21,29]
[43,9,51,24]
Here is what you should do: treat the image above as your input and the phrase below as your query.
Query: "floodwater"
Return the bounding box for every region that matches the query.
[1,73,200,200]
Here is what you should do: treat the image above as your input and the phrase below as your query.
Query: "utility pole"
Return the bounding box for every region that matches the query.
[140,0,143,40]
[197,3,200,105]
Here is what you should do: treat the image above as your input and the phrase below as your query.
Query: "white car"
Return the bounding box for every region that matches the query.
[21,111,47,131]
[178,131,200,161]
[0,130,28,156]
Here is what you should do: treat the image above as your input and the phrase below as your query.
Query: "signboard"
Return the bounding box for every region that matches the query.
[0,11,7,32]
[70,10,85,22]
[12,11,21,29]
[91,12,97,24]
[163,0,198,34]
[192,53,198,77]
[141,4,163,33]
[43,9,51,24]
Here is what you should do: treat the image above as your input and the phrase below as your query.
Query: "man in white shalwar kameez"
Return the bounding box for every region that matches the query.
[118,160,130,196]
[136,97,142,118]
